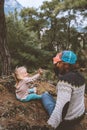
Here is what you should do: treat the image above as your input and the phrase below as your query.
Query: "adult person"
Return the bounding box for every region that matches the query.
[42,50,85,129]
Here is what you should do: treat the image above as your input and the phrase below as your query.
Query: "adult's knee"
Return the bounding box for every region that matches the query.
[42,92,48,98]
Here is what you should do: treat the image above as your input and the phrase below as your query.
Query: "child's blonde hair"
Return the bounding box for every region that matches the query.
[14,66,27,82]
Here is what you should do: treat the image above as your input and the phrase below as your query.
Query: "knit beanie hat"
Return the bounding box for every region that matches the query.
[53,50,77,64]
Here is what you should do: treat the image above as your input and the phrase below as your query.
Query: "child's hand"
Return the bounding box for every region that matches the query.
[38,68,43,75]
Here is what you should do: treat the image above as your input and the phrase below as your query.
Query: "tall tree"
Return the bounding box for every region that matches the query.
[0,0,11,75]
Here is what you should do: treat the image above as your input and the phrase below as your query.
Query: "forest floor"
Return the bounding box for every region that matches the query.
[0,75,87,130]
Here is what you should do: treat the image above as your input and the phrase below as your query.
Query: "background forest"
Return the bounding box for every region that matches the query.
[0,1,87,129]
[1,0,87,75]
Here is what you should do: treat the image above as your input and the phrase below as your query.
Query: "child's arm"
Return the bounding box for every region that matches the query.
[25,68,43,83]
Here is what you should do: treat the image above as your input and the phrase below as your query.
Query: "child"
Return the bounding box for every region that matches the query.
[14,66,43,102]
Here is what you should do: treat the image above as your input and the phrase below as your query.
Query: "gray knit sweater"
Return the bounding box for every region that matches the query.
[47,71,85,129]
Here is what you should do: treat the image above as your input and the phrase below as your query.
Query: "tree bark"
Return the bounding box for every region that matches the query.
[0,0,11,75]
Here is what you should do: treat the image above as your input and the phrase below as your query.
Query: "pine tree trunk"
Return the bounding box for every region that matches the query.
[0,0,11,75]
